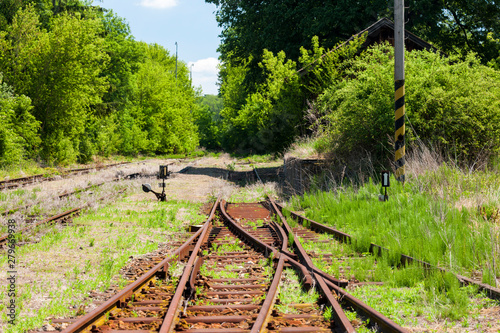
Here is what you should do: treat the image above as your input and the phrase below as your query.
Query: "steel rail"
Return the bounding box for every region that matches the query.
[1,172,139,216]
[220,201,353,332]
[219,200,278,258]
[250,213,288,333]
[281,252,409,333]
[267,221,315,288]
[273,201,500,301]
[267,197,355,333]
[0,161,131,190]
[267,197,408,333]
[158,195,220,333]
[0,189,127,246]
[62,196,220,333]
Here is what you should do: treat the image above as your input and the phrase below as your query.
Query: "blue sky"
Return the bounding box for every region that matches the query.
[92,0,222,95]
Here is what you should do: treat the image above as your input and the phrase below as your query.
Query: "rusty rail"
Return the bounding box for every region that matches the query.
[267,196,408,333]
[0,161,131,190]
[1,172,139,217]
[61,196,220,333]
[0,189,127,246]
[220,201,353,332]
[249,207,288,333]
[267,197,355,333]
[158,196,220,332]
[219,200,277,258]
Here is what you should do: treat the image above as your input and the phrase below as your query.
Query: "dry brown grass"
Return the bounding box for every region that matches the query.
[406,144,443,178]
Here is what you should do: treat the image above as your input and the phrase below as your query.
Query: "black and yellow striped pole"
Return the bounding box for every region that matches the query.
[394,0,405,183]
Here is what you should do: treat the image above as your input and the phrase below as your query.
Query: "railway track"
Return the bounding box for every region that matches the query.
[272,201,500,301]
[0,161,131,190]
[53,196,407,333]
[0,189,127,247]
[1,172,140,216]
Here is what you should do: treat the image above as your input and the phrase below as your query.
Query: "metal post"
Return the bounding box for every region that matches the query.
[175,42,178,80]
[394,0,405,183]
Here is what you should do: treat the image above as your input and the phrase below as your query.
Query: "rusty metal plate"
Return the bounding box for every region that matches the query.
[226,203,270,221]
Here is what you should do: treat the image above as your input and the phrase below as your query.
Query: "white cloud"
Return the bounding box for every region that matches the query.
[139,0,178,9]
[188,57,220,95]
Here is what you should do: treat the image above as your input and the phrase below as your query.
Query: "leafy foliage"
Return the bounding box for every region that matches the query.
[132,43,199,154]
[0,76,40,166]
[193,94,223,150]
[0,6,109,164]
[220,50,303,153]
[207,0,500,157]
[315,43,500,167]
[0,2,201,166]
[215,36,365,154]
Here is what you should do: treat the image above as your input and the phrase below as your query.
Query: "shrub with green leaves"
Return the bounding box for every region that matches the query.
[0,76,40,166]
[315,43,500,167]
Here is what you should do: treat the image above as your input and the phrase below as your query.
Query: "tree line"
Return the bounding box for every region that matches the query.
[0,0,200,166]
[2,0,500,168]
[197,0,500,167]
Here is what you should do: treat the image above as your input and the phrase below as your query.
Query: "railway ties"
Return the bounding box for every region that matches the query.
[176,229,268,332]
[0,188,127,247]
[57,194,410,333]
[58,198,343,333]
[175,203,332,332]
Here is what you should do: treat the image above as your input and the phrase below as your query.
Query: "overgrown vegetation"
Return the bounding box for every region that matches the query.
[206,0,500,158]
[285,149,500,322]
[0,1,200,167]
[0,197,204,333]
[291,165,500,282]
[313,43,500,169]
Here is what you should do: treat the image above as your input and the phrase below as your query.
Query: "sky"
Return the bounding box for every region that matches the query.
[92,0,222,95]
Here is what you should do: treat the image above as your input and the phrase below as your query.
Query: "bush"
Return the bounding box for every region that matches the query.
[316,43,500,168]
[0,76,40,166]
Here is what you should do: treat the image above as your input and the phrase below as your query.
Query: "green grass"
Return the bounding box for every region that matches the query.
[276,268,320,314]
[0,198,204,333]
[287,162,500,323]
[291,171,499,279]
[350,283,498,326]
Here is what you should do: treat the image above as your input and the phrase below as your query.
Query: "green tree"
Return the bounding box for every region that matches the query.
[219,50,303,153]
[209,0,500,73]
[0,6,109,164]
[0,75,40,166]
[193,95,223,150]
[131,42,199,154]
[315,43,500,167]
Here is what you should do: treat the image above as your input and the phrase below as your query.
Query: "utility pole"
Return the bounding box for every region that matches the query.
[394,0,405,183]
[175,42,178,80]
[190,64,194,83]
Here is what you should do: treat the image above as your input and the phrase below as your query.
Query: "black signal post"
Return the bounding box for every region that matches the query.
[142,165,171,201]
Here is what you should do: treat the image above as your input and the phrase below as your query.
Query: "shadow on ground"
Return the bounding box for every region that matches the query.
[178,166,282,186]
